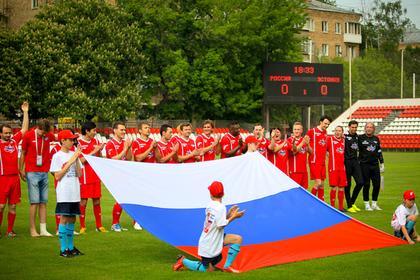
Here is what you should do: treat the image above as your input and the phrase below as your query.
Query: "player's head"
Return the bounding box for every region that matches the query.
[113,121,126,139]
[348,120,358,134]
[253,123,264,139]
[202,120,214,135]
[364,122,375,136]
[292,122,303,137]
[139,122,151,137]
[270,127,281,140]
[403,190,415,208]
[37,119,52,136]
[180,123,192,138]
[229,121,241,137]
[334,126,344,138]
[208,181,224,199]
[0,124,13,141]
[81,121,97,139]
[318,115,332,131]
[245,135,258,152]
[58,130,78,148]
[160,124,173,141]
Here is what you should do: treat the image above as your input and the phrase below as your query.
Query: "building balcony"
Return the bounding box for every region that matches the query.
[344,33,362,44]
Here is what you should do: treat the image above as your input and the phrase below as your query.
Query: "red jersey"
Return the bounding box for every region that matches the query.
[195,134,216,161]
[327,136,345,171]
[256,137,270,158]
[132,137,156,163]
[287,136,308,173]
[0,131,22,176]
[105,138,128,160]
[267,140,289,174]
[50,143,61,159]
[306,127,327,165]
[177,137,197,163]
[78,137,101,184]
[157,140,176,164]
[220,133,242,159]
[21,129,55,172]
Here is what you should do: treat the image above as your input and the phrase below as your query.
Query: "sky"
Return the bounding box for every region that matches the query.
[335,0,420,28]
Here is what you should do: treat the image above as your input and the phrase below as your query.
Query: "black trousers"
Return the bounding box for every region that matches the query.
[344,159,364,208]
[360,163,381,201]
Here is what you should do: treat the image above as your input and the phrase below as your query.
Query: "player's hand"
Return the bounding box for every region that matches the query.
[380,163,385,173]
[124,139,132,149]
[213,134,221,146]
[238,137,243,146]
[152,140,157,148]
[173,143,179,152]
[20,170,26,181]
[21,101,29,112]
[304,135,310,145]
[193,149,201,156]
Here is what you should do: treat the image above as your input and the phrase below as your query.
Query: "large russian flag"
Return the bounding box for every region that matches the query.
[85,152,405,272]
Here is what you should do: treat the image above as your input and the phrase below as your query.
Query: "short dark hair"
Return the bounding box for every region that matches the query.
[319,115,332,123]
[202,120,214,128]
[160,124,172,136]
[348,120,358,126]
[113,121,125,130]
[81,121,96,136]
[180,123,192,131]
[37,119,51,133]
[229,121,240,128]
[269,127,281,134]
[0,124,12,133]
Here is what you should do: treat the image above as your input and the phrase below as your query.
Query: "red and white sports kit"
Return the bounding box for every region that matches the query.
[78,138,102,198]
[157,140,176,164]
[327,136,347,210]
[287,136,309,189]
[220,133,242,159]
[195,134,216,161]
[246,135,270,158]
[177,137,197,163]
[306,127,327,180]
[267,140,289,174]
[106,138,128,225]
[21,129,55,173]
[132,137,156,163]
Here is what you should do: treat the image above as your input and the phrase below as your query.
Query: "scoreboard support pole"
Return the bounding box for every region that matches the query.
[264,104,270,132]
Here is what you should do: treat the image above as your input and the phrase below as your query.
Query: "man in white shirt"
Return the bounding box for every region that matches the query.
[173,181,245,273]
[391,190,419,245]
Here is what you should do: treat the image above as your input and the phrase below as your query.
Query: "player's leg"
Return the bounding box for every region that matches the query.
[407,215,420,242]
[79,198,87,233]
[58,215,69,255]
[7,204,17,237]
[0,203,5,235]
[27,172,40,236]
[93,197,106,232]
[344,160,353,208]
[223,234,242,269]
[337,187,345,211]
[39,172,52,236]
[111,202,123,231]
[360,164,372,211]
[173,255,207,272]
[66,215,76,251]
[350,161,364,211]
[370,165,381,210]
[330,186,337,208]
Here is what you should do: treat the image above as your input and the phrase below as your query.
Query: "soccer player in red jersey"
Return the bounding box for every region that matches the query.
[156,124,179,164]
[20,118,56,237]
[307,115,332,201]
[287,122,312,189]
[220,121,244,159]
[267,128,289,174]
[0,102,29,237]
[78,121,107,234]
[327,126,348,211]
[176,123,201,163]
[245,124,272,158]
[132,122,156,163]
[105,122,132,232]
[195,120,220,162]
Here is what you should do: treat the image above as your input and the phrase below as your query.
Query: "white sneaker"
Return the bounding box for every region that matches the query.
[133,222,143,231]
[365,204,373,211]
[371,204,382,211]
[73,231,80,235]
[40,231,53,237]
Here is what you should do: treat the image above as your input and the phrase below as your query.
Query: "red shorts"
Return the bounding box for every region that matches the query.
[0,175,21,204]
[289,172,308,189]
[80,182,102,199]
[310,164,326,180]
[328,170,348,187]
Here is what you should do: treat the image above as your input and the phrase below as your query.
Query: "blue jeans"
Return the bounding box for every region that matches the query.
[27,172,49,204]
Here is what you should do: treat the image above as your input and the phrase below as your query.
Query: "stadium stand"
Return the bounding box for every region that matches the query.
[328,98,420,150]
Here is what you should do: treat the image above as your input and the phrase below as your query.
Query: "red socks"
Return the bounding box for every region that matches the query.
[0,210,3,228]
[93,204,102,228]
[330,189,336,208]
[318,188,325,201]
[7,212,16,233]
[112,203,122,225]
[80,204,86,228]
[338,190,344,210]
[311,188,318,196]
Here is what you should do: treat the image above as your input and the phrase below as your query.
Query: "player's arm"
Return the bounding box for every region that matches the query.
[134,141,156,162]
[377,137,384,164]
[20,101,29,135]
[218,205,245,229]
[112,139,132,160]
[54,149,82,181]
[224,140,243,157]
[303,135,313,154]
[19,150,26,181]
[79,142,105,163]
[401,224,415,244]
[177,149,200,163]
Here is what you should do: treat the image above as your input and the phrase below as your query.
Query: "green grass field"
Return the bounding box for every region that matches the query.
[1,152,419,279]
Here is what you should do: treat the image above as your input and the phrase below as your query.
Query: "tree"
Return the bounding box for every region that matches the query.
[2,0,147,121]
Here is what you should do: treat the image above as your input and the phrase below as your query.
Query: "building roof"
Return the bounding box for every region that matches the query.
[306,0,362,16]
[401,28,420,45]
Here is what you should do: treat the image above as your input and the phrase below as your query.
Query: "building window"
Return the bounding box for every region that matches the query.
[335,23,341,34]
[302,39,313,55]
[345,22,361,34]
[322,44,329,56]
[32,0,39,9]
[322,21,328,33]
[335,45,342,57]
[303,19,315,31]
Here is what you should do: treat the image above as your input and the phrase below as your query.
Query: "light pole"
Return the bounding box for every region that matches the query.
[349,46,352,107]
[401,48,404,99]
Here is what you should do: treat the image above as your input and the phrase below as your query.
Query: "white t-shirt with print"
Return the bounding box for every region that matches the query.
[391,203,418,231]
[50,150,81,203]
[198,200,229,258]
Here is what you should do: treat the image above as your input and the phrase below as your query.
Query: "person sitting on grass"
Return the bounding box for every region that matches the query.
[50,130,84,257]
[173,181,245,273]
[391,190,420,245]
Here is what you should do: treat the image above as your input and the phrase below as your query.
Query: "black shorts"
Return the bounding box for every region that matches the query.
[201,253,223,268]
[55,202,81,216]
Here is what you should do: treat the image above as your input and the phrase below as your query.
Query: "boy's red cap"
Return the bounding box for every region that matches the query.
[58,130,78,141]
[403,190,415,200]
[245,135,258,144]
[208,181,224,197]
